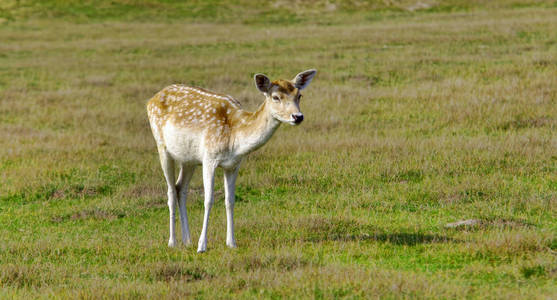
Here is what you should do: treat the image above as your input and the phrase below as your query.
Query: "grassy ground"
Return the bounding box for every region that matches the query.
[1,0,556,298]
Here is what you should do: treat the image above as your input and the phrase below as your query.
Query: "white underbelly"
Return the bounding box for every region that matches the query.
[162,123,204,164]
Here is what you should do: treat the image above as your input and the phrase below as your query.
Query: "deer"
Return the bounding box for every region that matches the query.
[146,69,317,253]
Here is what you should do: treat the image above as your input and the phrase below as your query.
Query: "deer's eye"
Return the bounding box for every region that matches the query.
[272,95,280,102]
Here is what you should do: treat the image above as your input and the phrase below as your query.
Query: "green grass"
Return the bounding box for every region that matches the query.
[1,0,556,298]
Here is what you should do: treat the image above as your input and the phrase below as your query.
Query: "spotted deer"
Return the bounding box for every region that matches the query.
[147,69,317,252]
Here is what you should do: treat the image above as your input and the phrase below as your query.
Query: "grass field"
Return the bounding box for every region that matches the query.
[1,0,556,298]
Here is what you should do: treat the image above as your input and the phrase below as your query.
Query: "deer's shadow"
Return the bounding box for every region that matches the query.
[299,217,455,246]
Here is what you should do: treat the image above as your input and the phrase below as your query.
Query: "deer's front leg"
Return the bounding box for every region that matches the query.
[197,160,217,253]
[224,165,240,248]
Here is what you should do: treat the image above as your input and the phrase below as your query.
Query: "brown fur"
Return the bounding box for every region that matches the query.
[147,85,240,148]
[272,79,296,95]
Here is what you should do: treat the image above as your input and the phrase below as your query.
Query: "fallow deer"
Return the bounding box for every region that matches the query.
[147,69,317,252]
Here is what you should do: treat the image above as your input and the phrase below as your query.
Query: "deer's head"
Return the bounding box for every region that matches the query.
[254,69,317,125]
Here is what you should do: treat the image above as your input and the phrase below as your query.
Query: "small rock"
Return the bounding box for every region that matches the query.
[445,219,481,228]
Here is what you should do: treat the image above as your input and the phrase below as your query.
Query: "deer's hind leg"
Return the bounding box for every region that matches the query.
[157,147,179,247]
[176,164,196,246]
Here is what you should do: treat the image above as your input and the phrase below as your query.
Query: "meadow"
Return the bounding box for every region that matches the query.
[0,0,556,298]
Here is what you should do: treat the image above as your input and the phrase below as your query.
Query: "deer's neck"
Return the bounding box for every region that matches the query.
[232,101,281,156]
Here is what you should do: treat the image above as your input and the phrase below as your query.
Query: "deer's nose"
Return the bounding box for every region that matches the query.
[292,113,304,124]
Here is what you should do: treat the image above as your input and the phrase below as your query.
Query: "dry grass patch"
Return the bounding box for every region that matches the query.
[0,264,59,288]
[461,230,555,260]
[227,253,309,273]
[51,207,126,223]
[152,263,211,283]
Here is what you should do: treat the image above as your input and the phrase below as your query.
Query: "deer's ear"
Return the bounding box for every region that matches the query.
[293,69,317,90]
[254,74,271,93]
